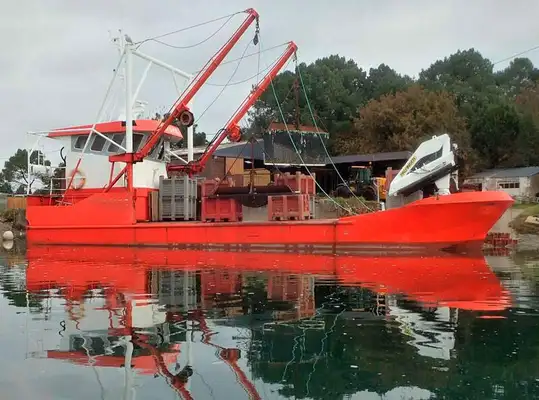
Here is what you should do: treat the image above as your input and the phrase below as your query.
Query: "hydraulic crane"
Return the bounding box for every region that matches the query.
[106,8,260,190]
[167,41,298,177]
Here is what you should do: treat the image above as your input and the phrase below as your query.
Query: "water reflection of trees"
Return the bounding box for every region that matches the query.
[0,260,42,311]
[245,283,539,400]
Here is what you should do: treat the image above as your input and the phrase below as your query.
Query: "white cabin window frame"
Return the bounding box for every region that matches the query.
[69,132,169,159]
[107,133,126,153]
[71,132,131,155]
[72,135,88,150]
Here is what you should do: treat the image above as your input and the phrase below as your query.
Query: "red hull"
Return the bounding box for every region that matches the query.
[26,245,511,312]
[26,190,513,251]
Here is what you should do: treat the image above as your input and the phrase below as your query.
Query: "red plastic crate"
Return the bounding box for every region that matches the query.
[268,194,311,221]
[199,177,235,197]
[201,197,242,222]
[274,172,315,195]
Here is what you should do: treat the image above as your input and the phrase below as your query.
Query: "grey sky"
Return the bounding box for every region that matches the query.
[1,0,538,163]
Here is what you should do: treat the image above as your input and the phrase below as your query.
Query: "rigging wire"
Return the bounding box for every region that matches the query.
[135,11,242,47]
[140,14,235,50]
[191,43,290,74]
[205,62,273,87]
[154,16,258,142]
[259,37,353,214]
[305,309,345,397]
[493,44,539,66]
[296,61,374,212]
[195,37,253,124]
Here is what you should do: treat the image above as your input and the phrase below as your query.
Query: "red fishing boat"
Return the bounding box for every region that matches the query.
[24,9,513,251]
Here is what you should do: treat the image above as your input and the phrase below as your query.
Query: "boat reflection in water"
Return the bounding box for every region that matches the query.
[24,246,511,399]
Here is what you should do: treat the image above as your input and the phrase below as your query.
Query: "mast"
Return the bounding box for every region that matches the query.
[124,37,134,192]
[106,8,260,193]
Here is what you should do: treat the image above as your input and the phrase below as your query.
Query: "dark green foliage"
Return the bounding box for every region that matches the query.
[245,48,539,171]
[0,149,54,194]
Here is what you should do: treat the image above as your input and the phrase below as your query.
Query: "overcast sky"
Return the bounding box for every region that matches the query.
[1,0,538,163]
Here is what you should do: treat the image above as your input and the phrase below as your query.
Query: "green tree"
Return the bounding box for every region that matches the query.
[175,131,208,149]
[469,99,524,168]
[516,81,539,126]
[337,85,473,171]
[495,57,539,96]
[248,55,372,148]
[1,149,51,193]
[365,63,413,100]
[0,172,13,194]
[418,49,497,94]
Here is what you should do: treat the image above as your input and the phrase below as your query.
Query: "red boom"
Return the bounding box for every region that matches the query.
[167,41,298,176]
[109,8,259,167]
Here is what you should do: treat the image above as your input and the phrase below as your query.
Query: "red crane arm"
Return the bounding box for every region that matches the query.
[167,41,298,175]
[110,8,259,165]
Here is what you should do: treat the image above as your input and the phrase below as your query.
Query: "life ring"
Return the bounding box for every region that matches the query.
[68,169,86,190]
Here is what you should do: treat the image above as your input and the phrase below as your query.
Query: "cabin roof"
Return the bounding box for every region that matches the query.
[47,119,183,140]
[330,151,412,164]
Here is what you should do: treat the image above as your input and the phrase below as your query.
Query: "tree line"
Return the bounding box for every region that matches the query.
[247,49,539,175]
[2,48,538,193]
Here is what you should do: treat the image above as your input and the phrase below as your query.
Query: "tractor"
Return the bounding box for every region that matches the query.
[334,165,386,201]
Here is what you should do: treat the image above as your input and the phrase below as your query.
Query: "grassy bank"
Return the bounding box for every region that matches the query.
[318,197,380,217]
[509,204,539,235]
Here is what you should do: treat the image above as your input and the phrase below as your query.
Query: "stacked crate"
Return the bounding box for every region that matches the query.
[158,175,197,221]
[200,177,243,222]
[268,172,316,221]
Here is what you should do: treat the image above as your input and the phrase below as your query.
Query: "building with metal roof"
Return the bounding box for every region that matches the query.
[170,140,411,192]
[172,140,410,166]
[467,166,539,179]
[464,167,539,197]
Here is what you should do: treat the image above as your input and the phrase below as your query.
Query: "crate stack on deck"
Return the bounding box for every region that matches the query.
[268,172,316,221]
[157,176,198,221]
[200,177,243,222]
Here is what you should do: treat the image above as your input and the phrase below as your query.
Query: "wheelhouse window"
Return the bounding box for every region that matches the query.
[73,135,87,150]
[133,133,144,152]
[149,138,166,161]
[70,132,149,155]
[107,133,125,153]
[410,147,443,172]
[91,134,107,152]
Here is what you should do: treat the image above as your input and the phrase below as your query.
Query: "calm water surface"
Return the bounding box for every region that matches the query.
[1,245,539,399]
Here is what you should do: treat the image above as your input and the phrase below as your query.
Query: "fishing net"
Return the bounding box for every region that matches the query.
[262,129,329,165]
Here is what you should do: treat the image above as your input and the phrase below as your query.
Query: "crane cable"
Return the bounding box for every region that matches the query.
[259,37,353,215]
[195,34,254,124]
[134,11,243,48]
[295,61,375,212]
